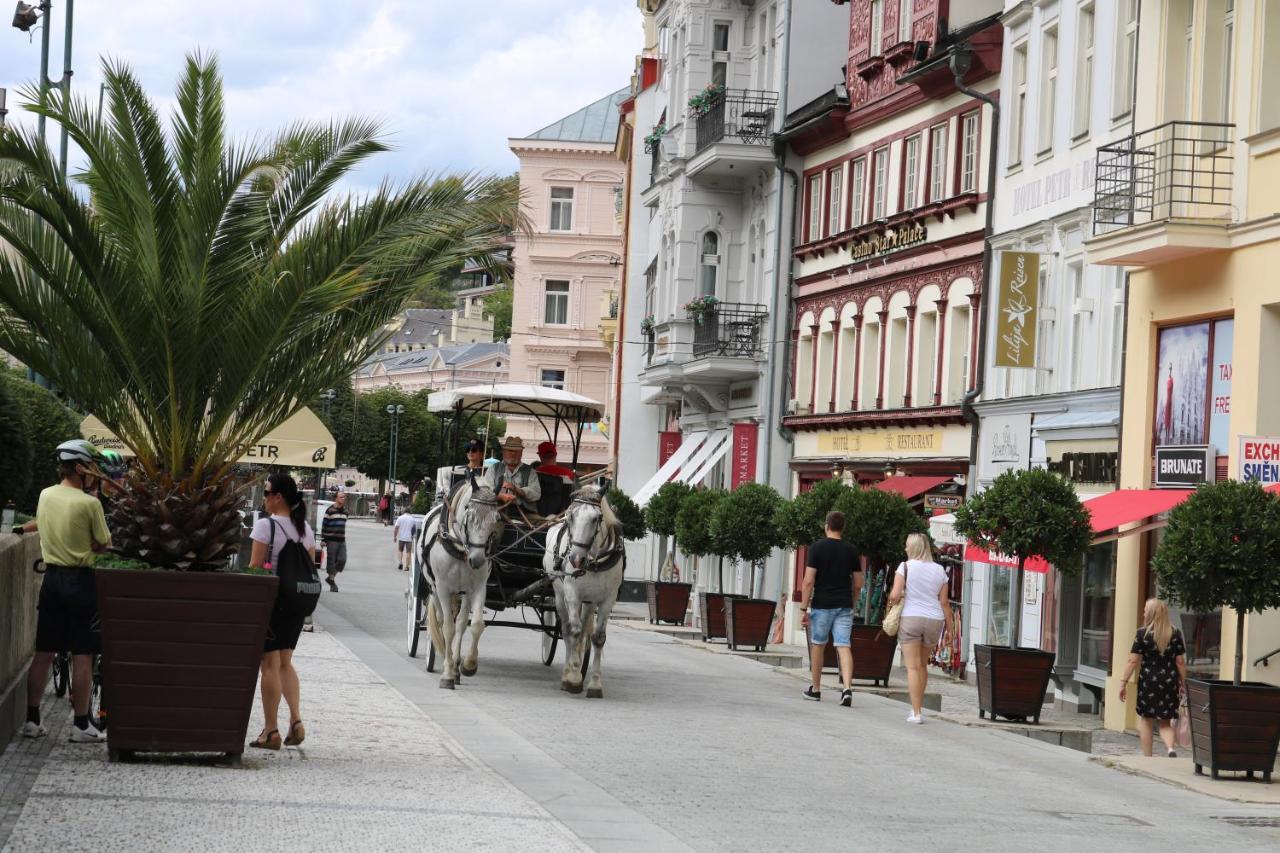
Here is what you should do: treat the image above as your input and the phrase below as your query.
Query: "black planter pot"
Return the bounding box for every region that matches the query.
[645,581,692,626]
[1187,679,1280,782]
[974,644,1055,724]
[724,597,775,651]
[699,592,746,642]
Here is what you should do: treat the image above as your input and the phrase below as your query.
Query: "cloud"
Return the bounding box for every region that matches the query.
[0,0,638,185]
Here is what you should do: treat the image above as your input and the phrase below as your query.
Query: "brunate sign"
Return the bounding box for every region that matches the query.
[731,422,758,489]
[1154,445,1214,488]
[994,251,1040,369]
[1240,435,1280,485]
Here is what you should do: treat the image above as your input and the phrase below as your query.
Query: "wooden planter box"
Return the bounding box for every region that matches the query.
[96,568,277,762]
[974,644,1055,724]
[725,597,775,652]
[804,624,897,686]
[700,592,746,642]
[645,581,692,625]
[1187,679,1280,782]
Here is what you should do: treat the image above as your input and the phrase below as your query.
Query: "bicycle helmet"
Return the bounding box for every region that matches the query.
[99,449,127,477]
[56,439,103,465]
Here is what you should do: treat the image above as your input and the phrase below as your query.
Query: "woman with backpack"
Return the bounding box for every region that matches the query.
[249,473,317,750]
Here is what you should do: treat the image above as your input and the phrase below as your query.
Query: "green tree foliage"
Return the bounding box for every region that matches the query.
[645,481,692,541]
[0,375,33,510]
[411,487,433,515]
[710,484,784,566]
[675,488,726,558]
[606,488,647,541]
[309,378,359,467]
[1153,481,1280,684]
[346,387,442,491]
[774,478,855,551]
[834,487,928,569]
[484,285,513,341]
[953,468,1091,574]
[1,374,80,512]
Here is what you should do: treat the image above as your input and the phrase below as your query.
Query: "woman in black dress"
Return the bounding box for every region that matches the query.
[1118,598,1189,757]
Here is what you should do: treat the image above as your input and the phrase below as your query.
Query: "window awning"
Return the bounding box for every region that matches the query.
[874,475,953,500]
[634,431,708,507]
[677,429,731,487]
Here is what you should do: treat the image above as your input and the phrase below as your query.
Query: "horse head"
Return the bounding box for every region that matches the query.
[458,484,501,570]
[565,485,609,571]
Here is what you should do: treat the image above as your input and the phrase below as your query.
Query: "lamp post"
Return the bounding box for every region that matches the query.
[386,403,404,505]
[318,389,336,500]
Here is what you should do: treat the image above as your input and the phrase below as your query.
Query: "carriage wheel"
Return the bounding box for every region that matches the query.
[406,569,423,658]
[540,608,558,666]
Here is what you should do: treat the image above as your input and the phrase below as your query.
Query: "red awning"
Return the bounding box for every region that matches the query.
[1083,488,1193,533]
[873,475,953,500]
[963,545,1051,573]
[1267,484,1280,494]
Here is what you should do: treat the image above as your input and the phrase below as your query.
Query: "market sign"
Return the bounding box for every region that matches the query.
[730,422,758,489]
[848,220,927,262]
[1240,435,1280,485]
[1154,445,1214,488]
[993,251,1040,369]
[924,493,962,511]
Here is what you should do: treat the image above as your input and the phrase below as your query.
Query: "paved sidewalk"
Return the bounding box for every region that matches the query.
[0,630,586,853]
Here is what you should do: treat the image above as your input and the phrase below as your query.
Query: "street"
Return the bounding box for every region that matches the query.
[314,520,1279,852]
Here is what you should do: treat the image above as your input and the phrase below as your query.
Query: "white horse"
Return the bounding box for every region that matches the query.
[420,478,502,689]
[545,484,626,698]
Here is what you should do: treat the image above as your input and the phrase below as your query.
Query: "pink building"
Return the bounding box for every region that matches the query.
[507,89,629,469]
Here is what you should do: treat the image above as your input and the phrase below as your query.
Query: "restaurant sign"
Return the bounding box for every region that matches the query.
[924,493,963,511]
[1154,445,1214,488]
[848,220,927,262]
[994,251,1040,369]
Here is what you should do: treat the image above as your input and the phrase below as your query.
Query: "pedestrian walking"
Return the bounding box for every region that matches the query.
[321,492,349,592]
[798,511,862,707]
[249,473,315,750]
[378,492,391,526]
[1118,598,1188,757]
[393,508,416,571]
[887,533,953,724]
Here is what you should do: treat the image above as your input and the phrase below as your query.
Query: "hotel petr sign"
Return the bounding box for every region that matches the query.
[813,428,966,458]
[848,220,927,262]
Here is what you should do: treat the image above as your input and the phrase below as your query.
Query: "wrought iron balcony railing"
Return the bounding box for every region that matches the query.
[691,302,767,359]
[1093,121,1234,235]
[694,89,779,153]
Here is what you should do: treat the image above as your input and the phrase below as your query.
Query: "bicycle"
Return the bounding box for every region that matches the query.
[32,558,106,727]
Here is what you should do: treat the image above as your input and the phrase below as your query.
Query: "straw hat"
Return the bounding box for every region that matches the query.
[501,435,525,451]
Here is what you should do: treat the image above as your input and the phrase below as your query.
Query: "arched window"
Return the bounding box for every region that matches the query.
[699,232,720,296]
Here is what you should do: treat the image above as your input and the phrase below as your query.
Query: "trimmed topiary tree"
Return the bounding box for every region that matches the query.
[675,488,726,586]
[606,488,647,541]
[954,467,1092,647]
[1153,480,1280,685]
[710,483,784,598]
[774,478,855,552]
[645,480,693,577]
[833,487,928,623]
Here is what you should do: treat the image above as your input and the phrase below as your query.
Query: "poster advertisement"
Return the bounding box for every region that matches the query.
[1208,318,1233,457]
[994,251,1040,369]
[1153,322,1210,447]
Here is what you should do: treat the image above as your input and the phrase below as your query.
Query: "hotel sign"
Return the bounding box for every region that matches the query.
[994,251,1040,369]
[848,220,927,262]
[1155,445,1214,488]
[817,429,944,457]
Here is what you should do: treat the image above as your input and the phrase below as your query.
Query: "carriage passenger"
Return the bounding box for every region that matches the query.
[484,436,541,516]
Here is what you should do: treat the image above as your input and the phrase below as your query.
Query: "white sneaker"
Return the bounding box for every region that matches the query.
[69,723,105,743]
[906,713,923,725]
[22,721,46,738]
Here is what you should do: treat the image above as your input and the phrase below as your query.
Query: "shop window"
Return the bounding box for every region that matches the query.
[1079,540,1116,671]
[1148,527,1221,680]
[988,568,1012,647]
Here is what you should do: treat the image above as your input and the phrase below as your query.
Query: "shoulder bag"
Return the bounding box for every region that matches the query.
[882,562,907,637]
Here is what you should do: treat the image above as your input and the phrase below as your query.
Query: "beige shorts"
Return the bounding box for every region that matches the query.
[899,616,944,647]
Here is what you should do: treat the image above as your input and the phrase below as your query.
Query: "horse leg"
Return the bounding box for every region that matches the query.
[433,592,457,690]
[449,594,469,684]
[460,582,487,677]
[560,585,585,694]
[587,591,616,699]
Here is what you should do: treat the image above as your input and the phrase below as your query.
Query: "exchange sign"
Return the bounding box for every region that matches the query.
[1239,435,1280,485]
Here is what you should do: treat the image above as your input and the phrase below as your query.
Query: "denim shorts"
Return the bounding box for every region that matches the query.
[809,607,853,647]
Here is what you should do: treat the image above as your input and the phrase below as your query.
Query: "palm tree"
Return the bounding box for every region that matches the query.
[0,54,518,568]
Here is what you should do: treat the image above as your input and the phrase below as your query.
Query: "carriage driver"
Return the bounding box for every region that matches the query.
[485,436,541,515]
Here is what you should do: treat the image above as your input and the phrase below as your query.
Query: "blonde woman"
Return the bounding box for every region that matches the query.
[1118,598,1188,757]
[887,533,953,724]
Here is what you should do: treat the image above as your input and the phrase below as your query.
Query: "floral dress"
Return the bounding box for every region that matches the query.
[1131,628,1186,720]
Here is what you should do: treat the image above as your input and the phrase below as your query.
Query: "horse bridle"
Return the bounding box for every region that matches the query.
[551,497,623,578]
[432,491,500,564]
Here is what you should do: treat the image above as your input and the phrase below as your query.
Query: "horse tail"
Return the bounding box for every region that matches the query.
[427,596,446,658]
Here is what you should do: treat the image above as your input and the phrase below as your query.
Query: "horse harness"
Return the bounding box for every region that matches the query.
[549,498,625,580]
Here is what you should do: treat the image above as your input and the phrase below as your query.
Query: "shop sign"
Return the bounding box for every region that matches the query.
[817,428,944,456]
[658,431,682,468]
[848,220,927,262]
[1154,445,1214,488]
[1046,452,1118,485]
[1240,435,1280,485]
[993,251,1040,369]
[730,422,758,489]
[924,493,962,511]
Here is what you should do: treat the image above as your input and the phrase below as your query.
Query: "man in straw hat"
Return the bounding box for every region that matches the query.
[485,435,541,514]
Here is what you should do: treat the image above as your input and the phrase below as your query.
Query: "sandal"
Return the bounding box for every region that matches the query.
[249,729,281,750]
[284,720,306,747]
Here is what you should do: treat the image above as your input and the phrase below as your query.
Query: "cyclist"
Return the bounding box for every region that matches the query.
[22,439,112,743]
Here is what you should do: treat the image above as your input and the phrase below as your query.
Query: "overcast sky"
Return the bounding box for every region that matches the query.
[0,1,638,186]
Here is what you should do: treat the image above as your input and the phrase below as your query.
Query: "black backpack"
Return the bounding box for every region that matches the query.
[268,519,322,618]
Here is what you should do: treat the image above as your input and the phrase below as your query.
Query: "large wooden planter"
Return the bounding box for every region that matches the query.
[974,644,1055,724]
[725,597,775,652]
[1187,679,1280,782]
[645,581,692,625]
[96,568,277,762]
[700,592,746,642]
[804,624,897,686]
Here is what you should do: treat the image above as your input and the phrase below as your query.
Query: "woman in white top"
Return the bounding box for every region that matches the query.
[888,533,954,724]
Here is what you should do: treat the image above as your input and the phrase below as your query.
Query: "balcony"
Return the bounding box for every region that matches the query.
[686,89,779,181]
[1086,121,1235,267]
[639,303,768,388]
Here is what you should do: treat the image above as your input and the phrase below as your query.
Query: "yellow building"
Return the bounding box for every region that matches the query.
[1085,0,1280,731]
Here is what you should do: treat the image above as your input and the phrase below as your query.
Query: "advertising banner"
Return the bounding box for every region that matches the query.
[1240,435,1280,485]
[730,422,758,489]
[658,431,682,469]
[994,251,1040,369]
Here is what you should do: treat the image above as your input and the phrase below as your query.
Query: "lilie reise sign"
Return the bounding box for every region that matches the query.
[994,251,1041,369]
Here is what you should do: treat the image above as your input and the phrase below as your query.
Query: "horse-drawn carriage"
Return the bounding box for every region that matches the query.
[405,384,615,690]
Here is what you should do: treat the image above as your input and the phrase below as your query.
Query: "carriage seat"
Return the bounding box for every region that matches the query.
[536,471,572,517]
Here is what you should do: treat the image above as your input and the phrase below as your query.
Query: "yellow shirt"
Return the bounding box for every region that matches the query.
[36,484,111,568]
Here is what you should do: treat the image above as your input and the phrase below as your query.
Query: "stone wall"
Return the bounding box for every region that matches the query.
[0,534,41,753]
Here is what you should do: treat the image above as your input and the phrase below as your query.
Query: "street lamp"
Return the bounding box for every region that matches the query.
[318,389,336,500]
[386,403,405,504]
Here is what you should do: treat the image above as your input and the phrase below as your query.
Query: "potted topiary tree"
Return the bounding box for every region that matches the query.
[954,468,1091,724]
[835,487,928,685]
[775,478,854,669]
[676,488,734,641]
[643,481,694,625]
[710,484,784,652]
[0,56,517,761]
[1152,480,1280,782]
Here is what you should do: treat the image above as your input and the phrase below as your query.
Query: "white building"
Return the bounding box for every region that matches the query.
[618,0,847,603]
[968,0,1134,712]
